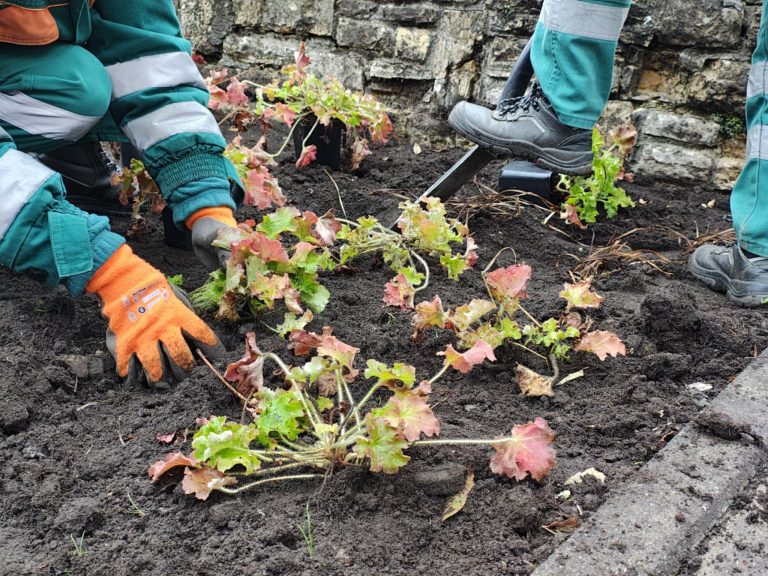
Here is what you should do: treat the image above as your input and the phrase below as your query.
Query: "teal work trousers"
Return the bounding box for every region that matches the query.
[531,0,768,256]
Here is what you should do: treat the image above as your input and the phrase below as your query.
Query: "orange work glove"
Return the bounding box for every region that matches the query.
[86,245,224,386]
[187,206,238,271]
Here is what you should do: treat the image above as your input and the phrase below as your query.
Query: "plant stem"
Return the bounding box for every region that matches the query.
[300,116,321,150]
[411,252,431,292]
[218,473,322,495]
[413,437,515,448]
[482,247,518,275]
[196,350,249,405]
[428,363,449,385]
[272,113,310,158]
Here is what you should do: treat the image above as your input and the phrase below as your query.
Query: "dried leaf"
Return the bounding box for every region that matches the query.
[439,340,496,374]
[224,332,265,398]
[181,467,236,501]
[156,432,176,444]
[490,417,556,481]
[560,204,587,229]
[574,330,627,361]
[542,517,581,533]
[564,467,606,486]
[442,469,475,521]
[515,364,554,398]
[560,278,604,310]
[147,452,198,482]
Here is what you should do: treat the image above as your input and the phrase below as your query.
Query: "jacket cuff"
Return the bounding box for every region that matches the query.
[154,152,231,197]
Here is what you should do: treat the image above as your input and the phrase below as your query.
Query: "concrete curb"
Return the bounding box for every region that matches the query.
[531,350,768,576]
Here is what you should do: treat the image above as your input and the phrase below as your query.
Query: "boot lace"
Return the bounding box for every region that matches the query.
[496,83,547,117]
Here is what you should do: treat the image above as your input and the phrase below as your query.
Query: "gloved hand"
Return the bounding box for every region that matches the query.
[187,207,239,271]
[86,245,225,386]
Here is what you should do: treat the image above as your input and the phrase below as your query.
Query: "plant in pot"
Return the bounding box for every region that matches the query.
[205,42,393,175]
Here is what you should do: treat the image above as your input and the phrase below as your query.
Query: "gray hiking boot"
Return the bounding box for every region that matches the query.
[688,243,768,307]
[448,83,593,176]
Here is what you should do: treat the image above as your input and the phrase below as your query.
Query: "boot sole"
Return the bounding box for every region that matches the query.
[688,258,768,308]
[448,108,593,177]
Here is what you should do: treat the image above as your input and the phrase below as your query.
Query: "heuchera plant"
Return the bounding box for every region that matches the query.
[412,257,626,398]
[557,125,637,228]
[338,196,478,309]
[189,207,340,321]
[203,42,393,208]
[191,197,476,320]
[148,329,557,500]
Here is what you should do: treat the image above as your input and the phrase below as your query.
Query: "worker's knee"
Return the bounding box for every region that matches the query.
[55,48,112,121]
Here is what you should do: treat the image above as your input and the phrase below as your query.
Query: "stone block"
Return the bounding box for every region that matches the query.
[685,59,750,113]
[179,0,232,54]
[380,4,441,24]
[632,109,720,147]
[629,139,715,183]
[531,426,763,576]
[395,27,432,62]
[427,9,484,76]
[712,154,745,191]
[369,59,435,81]
[337,17,396,52]
[258,0,334,36]
[222,33,334,69]
[649,0,744,49]
[232,0,261,28]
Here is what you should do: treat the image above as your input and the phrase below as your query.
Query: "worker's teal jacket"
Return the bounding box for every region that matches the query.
[0,0,241,295]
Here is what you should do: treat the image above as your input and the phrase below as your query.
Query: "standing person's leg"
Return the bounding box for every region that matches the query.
[448,0,630,175]
[688,0,768,306]
[732,0,768,256]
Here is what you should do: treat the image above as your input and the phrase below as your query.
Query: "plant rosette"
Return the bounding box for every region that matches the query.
[190,207,341,321]
[148,329,558,501]
[190,197,476,320]
[412,251,627,398]
[337,196,478,309]
[558,125,637,228]
[203,42,393,204]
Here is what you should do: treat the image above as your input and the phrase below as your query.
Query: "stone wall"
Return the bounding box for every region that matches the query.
[178,0,761,189]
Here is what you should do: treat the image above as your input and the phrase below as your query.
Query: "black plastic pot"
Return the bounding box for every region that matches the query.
[293,116,345,170]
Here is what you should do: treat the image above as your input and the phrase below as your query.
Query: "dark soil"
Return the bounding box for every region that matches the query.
[2,138,767,576]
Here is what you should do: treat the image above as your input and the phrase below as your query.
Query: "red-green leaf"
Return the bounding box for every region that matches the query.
[379,395,439,442]
[560,278,604,310]
[355,415,410,474]
[489,417,556,481]
[383,274,416,310]
[574,330,627,361]
[439,340,496,374]
[485,264,532,300]
[412,295,449,341]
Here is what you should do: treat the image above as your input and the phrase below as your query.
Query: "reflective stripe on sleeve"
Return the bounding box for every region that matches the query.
[747,125,768,161]
[747,61,768,100]
[106,52,207,101]
[539,0,629,42]
[0,91,101,142]
[0,124,9,140]
[0,149,53,240]
[122,100,222,152]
